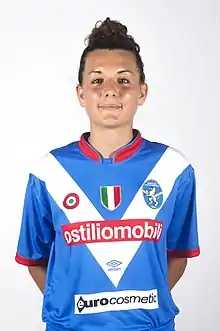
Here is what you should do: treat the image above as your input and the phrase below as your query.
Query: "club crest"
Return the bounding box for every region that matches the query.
[143,180,163,209]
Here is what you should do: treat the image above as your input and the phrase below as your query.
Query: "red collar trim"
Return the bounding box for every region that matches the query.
[77,130,143,163]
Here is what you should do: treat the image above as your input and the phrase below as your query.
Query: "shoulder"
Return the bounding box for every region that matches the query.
[29,140,79,181]
[142,138,195,176]
[50,140,79,158]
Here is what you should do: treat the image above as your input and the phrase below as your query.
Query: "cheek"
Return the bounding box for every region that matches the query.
[121,88,140,104]
[84,87,100,102]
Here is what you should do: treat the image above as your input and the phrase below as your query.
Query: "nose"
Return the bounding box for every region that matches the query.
[104,90,117,97]
[102,81,119,98]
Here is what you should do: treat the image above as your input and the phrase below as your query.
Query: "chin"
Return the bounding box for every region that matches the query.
[99,119,127,130]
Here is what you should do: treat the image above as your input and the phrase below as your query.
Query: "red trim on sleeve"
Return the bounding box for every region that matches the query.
[167,247,200,258]
[15,253,48,266]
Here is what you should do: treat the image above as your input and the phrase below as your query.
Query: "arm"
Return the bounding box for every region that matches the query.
[167,165,200,289]
[15,173,55,293]
[28,265,47,294]
[167,256,187,290]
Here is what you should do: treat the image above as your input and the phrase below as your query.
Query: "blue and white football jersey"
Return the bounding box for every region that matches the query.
[15,130,200,331]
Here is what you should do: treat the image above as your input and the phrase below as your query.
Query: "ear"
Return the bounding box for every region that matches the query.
[76,84,86,107]
[138,83,148,106]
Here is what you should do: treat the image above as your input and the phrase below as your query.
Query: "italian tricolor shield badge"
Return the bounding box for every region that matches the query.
[100,186,121,211]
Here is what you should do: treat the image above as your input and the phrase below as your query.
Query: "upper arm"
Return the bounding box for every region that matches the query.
[15,173,55,266]
[167,165,200,258]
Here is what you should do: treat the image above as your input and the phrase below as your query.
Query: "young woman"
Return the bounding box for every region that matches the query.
[15,17,200,331]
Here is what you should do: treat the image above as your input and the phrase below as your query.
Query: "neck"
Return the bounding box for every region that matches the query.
[88,124,134,158]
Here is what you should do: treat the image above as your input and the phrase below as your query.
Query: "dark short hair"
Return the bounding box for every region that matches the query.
[78,17,145,84]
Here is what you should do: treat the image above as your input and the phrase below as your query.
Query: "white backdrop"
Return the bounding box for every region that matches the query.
[1,0,219,330]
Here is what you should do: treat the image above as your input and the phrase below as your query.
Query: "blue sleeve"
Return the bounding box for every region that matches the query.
[167,165,200,258]
[15,173,55,266]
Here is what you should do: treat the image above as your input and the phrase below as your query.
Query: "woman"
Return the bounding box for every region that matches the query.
[15,17,200,331]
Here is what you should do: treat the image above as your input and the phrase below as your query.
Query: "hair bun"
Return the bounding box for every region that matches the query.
[86,17,129,47]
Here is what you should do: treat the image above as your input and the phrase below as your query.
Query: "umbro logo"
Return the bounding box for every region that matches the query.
[106,260,122,268]
[106,260,122,272]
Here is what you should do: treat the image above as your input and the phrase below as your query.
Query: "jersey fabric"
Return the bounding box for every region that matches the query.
[15,130,200,331]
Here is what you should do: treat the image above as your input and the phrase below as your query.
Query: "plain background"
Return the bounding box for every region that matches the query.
[1,0,219,330]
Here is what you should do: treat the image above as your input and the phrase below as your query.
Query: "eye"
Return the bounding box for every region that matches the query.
[118,78,130,84]
[91,78,103,84]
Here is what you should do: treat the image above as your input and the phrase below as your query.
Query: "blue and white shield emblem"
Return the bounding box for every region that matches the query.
[143,180,163,209]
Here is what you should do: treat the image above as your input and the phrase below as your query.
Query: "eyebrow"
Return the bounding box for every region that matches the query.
[118,69,134,75]
[88,69,134,75]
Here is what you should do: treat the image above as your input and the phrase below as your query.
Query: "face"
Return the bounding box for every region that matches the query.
[76,49,148,129]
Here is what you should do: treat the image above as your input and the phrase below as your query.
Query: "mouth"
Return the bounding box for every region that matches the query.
[98,104,122,110]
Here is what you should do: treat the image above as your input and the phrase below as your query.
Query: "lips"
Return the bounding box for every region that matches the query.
[99,104,122,110]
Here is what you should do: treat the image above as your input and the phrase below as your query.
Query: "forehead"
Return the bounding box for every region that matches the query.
[84,49,138,73]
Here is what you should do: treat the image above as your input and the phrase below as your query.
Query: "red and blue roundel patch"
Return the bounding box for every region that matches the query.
[63,193,79,209]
